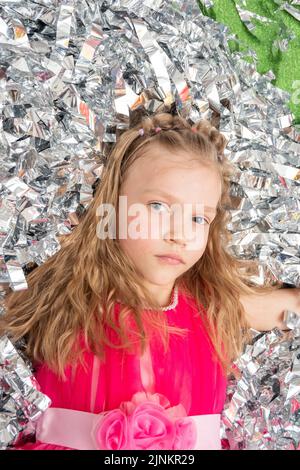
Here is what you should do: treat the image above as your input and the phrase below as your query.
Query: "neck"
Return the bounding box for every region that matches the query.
[143,282,176,308]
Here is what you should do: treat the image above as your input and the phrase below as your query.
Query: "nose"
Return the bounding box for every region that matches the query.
[163,213,188,247]
[163,203,204,246]
[166,236,186,247]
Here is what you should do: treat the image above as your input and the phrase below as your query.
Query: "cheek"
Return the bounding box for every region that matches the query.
[117,204,163,264]
[119,236,154,258]
[185,225,209,252]
[119,205,165,242]
[118,211,157,258]
[183,244,207,270]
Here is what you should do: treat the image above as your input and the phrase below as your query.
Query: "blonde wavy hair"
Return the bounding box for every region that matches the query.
[0,109,282,381]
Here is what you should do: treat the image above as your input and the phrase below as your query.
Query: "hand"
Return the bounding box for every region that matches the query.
[240,287,300,332]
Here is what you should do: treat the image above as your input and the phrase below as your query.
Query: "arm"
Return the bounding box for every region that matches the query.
[240,287,300,332]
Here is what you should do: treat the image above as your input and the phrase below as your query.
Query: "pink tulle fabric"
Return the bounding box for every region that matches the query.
[12,288,227,450]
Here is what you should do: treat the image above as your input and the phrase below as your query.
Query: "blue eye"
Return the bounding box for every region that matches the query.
[149,202,209,224]
[149,202,169,212]
[193,216,209,225]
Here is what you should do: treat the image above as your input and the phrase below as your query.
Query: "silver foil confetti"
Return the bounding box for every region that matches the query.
[235,3,273,33]
[220,311,300,450]
[279,2,300,22]
[0,0,299,450]
[0,333,51,449]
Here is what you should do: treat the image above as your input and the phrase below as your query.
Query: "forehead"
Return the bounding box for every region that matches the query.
[121,144,222,206]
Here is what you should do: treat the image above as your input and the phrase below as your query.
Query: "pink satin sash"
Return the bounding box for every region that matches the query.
[35,407,221,450]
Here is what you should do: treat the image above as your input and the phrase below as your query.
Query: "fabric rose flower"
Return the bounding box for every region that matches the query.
[93,391,197,450]
[126,401,176,449]
[93,409,128,450]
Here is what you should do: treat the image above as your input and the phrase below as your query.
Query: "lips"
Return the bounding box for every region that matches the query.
[155,254,185,264]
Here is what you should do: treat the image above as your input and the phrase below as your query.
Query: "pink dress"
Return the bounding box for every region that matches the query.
[12,287,227,450]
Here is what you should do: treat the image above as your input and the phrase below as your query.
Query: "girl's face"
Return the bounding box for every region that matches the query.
[117,144,222,300]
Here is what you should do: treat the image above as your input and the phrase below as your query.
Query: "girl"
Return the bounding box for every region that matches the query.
[1,109,299,450]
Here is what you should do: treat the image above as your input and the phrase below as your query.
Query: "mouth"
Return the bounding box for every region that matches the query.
[155,254,185,265]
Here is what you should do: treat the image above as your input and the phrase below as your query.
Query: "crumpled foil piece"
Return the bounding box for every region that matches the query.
[278,1,300,22]
[0,0,299,450]
[220,310,300,450]
[0,333,51,449]
[236,2,273,33]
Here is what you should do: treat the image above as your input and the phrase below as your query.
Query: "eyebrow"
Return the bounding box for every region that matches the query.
[142,189,217,214]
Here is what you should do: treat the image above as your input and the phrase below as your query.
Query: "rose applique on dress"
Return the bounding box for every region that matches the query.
[92,391,197,450]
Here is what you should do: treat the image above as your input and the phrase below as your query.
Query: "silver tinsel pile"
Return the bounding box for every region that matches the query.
[0,0,299,449]
[0,332,51,449]
[221,310,300,450]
